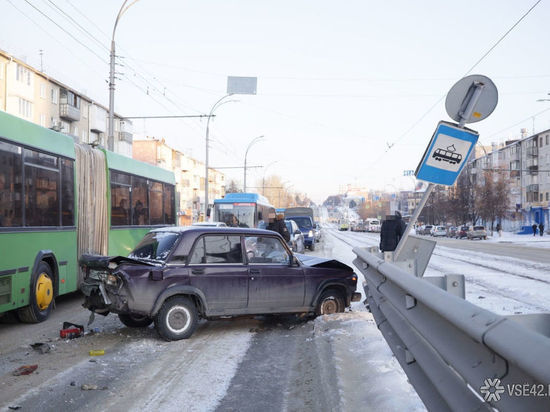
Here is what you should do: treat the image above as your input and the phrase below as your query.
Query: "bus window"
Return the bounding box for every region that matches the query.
[24,148,59,226]
[216,204,254,228]
[110,171,131,226]
[0,140,22,227]
[132,176,149,225]
[163,183,175,224]
[61,159,75,226]
[150,181,163,225]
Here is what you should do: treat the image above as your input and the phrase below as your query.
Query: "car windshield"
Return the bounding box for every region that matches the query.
[288,216,312,229]
[129,232,180,262]
[473,226,485,230]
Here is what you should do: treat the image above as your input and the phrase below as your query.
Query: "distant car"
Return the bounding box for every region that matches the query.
[192,222,227,227]
[456,226,469,239]
[80,227,360,341]
[432,226,447,237]
[467,225,487,240]
[285,220,305,253]
[339,222,349,231]
[420,225,433,235]
[446,226,458,237]
[313,222,322,241]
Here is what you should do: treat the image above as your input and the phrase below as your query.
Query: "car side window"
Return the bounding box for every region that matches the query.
[189,235,243,264]
[245,236,290,265]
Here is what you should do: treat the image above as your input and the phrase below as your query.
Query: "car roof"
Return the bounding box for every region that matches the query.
[149,226,277,236]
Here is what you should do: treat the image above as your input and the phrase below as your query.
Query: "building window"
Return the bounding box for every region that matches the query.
[18,97,32,118]
[51,88,58,104]
[40,114,46,127]
[15,64,31,85]
[0,62,3,80]
[547,135,549,145]
[540,137,543,147]
[40,84,46,99]
[546,192,549,201]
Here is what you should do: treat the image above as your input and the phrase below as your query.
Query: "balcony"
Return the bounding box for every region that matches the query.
[528,165,538,175]
[59,103,81,122]
[117,131,133,144]
[526,146,538,157]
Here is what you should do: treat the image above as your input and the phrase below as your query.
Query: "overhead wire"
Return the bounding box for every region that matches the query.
[371,0,544,165]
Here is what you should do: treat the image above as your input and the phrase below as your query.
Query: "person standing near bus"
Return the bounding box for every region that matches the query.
[267,212,290,242]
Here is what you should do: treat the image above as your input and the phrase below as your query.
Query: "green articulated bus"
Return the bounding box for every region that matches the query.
[0,110,176,323]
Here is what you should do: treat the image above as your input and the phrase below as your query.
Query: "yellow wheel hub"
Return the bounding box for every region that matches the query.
[36,273,53,310]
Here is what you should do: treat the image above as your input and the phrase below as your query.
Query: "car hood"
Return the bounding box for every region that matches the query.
[79,253,158,270]
[296,254,354,271]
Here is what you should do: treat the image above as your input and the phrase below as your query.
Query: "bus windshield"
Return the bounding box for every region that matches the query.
[215,204,255,228]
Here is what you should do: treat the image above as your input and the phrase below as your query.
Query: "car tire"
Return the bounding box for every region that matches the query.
[316,289,345,316]
[155,296,198,341]
[118,313,153,328]
[18,262,54,323]
[309,241,315,251]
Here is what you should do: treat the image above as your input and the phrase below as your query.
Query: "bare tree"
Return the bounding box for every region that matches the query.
[226,179,242,194]
[476,170,510,230]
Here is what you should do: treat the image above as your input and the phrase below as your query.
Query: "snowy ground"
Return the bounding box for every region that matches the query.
[484,230,550,249]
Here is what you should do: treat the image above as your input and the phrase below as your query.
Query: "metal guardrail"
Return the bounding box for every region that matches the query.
[353,245,550,412]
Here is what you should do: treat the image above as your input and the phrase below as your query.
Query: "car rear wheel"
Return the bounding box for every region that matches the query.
[316,289,345,316]
[118,313,153,328]
[155,296,198,341]
[309,241,315,251]
[18,262,54,323]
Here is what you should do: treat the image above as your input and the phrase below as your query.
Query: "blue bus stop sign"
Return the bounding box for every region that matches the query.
[415,120,479,186]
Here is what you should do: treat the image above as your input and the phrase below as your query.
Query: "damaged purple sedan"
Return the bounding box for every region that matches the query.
[80,227,360,341]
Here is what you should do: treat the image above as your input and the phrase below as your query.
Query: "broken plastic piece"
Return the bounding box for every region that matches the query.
[12,365,38,376]
[89,350,105,356]
[30,342,51,354]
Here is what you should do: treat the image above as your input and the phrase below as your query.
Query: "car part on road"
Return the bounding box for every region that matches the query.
[118,313,153,328]
[12,365,38,376]
[155,296,199,341]
[18,262,55,323]
[89,349,105,356]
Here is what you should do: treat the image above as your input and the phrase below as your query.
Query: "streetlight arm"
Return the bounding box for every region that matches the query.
[112,0,140,40]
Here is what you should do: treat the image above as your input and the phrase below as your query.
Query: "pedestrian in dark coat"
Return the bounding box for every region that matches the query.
[380,211,407,252]
[267,213,290,242]
[539,222,545,237]
[532,223,538,236]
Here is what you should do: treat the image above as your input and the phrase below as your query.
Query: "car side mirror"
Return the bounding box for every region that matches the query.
[294,230,301,235]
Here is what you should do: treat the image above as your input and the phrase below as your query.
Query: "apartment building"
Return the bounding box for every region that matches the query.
[468,129,550,230]
[0,49,132,156]
[133,138,226,225]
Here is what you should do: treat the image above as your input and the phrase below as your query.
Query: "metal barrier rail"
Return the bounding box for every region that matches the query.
[353,246,550,412]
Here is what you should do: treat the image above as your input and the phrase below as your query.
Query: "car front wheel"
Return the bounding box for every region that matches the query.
[155,296,198,341]
[118,313,153,328]
[316,289,345,316]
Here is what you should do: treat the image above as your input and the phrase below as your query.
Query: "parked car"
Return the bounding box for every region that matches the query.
[431,226,447,237]
[79,227,360,341]
[285,219,305,253]
[446,226,458,237]
[191,221,227,227]
[467,225,487,240]
[456,226,469,239]
[339,222,349,231]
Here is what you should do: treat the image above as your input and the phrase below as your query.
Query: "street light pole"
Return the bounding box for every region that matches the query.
[205,94,235,219]
[108,0,140,151]
[243,135,264,192]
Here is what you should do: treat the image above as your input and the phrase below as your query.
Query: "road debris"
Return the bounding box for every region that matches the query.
[89,350,105,356]
[30,342,51,354]
[81,384,108,391]
[60,322,84,339]
[12,365,38,376]
[8,406,21,410]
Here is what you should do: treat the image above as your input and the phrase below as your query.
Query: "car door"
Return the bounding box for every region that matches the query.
[244,235,305,311]
[187,234,249,314]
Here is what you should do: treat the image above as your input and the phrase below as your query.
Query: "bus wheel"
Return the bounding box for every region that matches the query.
[18,262,54,323]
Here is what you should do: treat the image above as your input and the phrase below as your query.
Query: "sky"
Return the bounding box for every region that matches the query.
[1,0,550,203]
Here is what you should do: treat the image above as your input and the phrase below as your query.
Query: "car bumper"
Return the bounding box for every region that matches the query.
[351,292,361,302]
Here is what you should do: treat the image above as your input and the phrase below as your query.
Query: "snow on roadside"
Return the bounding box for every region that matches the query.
[313,313,425,411]
[484,231,550,248]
